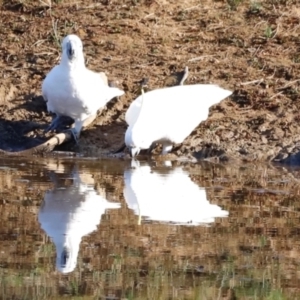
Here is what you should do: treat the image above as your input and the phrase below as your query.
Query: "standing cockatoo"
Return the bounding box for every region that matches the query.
[42,34,124,141]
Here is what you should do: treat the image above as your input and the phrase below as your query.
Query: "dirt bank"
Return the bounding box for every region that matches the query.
[0,0,299,163]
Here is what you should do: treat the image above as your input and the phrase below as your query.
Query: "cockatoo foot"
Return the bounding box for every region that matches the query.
[45,115,61,133]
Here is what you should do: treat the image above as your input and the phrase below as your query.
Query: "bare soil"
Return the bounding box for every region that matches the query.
[0,0,300,163]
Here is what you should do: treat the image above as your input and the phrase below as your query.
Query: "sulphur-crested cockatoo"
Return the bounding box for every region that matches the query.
[125,84,232,157]
[42,34,124,141]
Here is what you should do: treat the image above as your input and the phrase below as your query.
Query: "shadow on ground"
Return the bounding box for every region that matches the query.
[0,118,46,151]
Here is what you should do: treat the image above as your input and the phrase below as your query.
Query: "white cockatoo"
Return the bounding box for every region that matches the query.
[42,34,124,141]
[125,84,232,157]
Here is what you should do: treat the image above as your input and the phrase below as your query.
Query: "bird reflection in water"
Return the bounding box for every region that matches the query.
[38,165,120,274]
[124,160,228,225]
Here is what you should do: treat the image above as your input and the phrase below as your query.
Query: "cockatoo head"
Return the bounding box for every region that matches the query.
[61,34,84,65]
[125,126,153,157]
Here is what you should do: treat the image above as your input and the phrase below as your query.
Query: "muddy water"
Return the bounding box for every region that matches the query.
[0,157,300,299]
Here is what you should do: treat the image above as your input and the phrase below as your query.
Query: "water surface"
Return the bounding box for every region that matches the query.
[0,157,299,299]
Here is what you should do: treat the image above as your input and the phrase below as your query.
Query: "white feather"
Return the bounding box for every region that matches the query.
[38,170,120,274]
[42,34,124,138]
[123,161,229,225]
[125,84,232,155]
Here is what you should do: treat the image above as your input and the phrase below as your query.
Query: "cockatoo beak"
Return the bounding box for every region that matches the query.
[66,41,75,60]
[130,147,140,158]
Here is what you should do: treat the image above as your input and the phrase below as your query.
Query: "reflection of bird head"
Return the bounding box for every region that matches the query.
[56,235,80,274]
[61,34,84,66]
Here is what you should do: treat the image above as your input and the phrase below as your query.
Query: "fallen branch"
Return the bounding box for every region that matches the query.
[0,130,73,156]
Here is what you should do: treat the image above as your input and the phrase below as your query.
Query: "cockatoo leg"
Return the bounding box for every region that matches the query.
[45,114,62,133]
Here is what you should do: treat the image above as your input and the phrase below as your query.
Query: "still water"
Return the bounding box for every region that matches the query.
[0,157,300,299]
